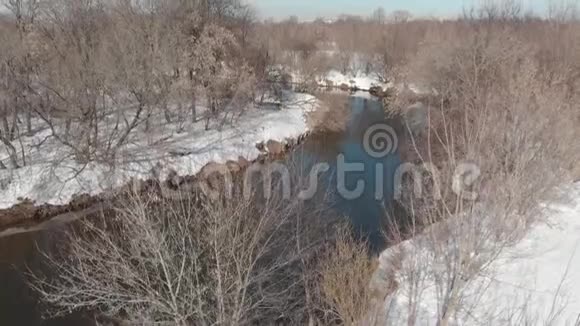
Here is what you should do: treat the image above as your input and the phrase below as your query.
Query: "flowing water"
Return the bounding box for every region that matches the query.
[0,93,402,324]
[287,94,402,250]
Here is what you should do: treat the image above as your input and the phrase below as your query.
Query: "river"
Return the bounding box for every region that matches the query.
[0,92,402,324]
[287,93,402,250]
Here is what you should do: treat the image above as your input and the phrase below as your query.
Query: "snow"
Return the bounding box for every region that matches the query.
[320,70,436,95]
[0,92,318,209]
[321,70,389,90]
[375,183,580,325]
[287,64,389,91]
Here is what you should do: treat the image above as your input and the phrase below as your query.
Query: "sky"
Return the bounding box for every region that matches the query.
[249,0,551,20]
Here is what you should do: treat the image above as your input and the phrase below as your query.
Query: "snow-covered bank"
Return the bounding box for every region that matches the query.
[288,67,389,91]
[321,70,389,90]
[292,68,434,97]
[374,183,580,325]
[0,93,318,209]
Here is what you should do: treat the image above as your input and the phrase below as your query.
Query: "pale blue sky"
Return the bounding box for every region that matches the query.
[250,0,550,20]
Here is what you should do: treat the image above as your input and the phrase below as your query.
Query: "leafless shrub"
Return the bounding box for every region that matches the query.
[28,168,348,325]
[317,226,378,325]
[378,9,580,325]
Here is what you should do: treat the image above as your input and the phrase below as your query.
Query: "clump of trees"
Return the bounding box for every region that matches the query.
[256,9,424,84]
[0,0,267,166]
[381,3,580,324]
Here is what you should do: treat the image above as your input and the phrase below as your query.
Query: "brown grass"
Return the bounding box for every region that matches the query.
[317,226,378,325]
[307,92,351,133]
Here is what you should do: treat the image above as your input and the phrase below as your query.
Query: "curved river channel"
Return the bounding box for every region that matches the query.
[0,93,403,325]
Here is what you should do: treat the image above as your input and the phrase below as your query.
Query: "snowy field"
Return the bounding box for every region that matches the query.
[0,92,318,209]
[375,183,580,326]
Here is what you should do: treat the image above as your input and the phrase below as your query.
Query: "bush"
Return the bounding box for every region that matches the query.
[317,226,378,325]
[381,16,580,325]
[30,179,340,325]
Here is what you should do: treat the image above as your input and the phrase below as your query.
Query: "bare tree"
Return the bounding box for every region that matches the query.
[29,168,344,324]
[377,10,580,324]
[391,10,412,23]
[370,7,386,24]
[0,0,40,168]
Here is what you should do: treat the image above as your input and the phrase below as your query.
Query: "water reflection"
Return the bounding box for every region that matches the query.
[290,95,402,251]
[0,216,97,325]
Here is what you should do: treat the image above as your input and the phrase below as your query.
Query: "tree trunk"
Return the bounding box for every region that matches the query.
[191,91,197,123]
[93,104,98,153]
[2,100,10,140]
[205,96,216,131]
[9,99,18,141]
[438,276,463,326]
[65,118,71,139]
[0,132,19,169]
[205,115,211,131]
[163,100,171,123]
[26,109,32,135]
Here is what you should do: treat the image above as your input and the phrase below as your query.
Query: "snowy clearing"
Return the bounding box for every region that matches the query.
[376,183,580,326]
[0,92,318,209]
[321,70,389,90]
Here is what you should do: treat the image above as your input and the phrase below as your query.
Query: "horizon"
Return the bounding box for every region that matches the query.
[249,0,553,21]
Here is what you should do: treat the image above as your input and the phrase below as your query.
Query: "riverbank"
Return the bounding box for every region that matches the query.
[369,182,580,325]
[0,92,320,232]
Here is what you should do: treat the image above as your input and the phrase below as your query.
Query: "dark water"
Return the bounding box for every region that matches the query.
[0,93,401,324]
[288,94,402,250]
[0,230,93,325]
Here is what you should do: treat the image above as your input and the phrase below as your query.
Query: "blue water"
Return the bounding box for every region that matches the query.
[291,95,402,250]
